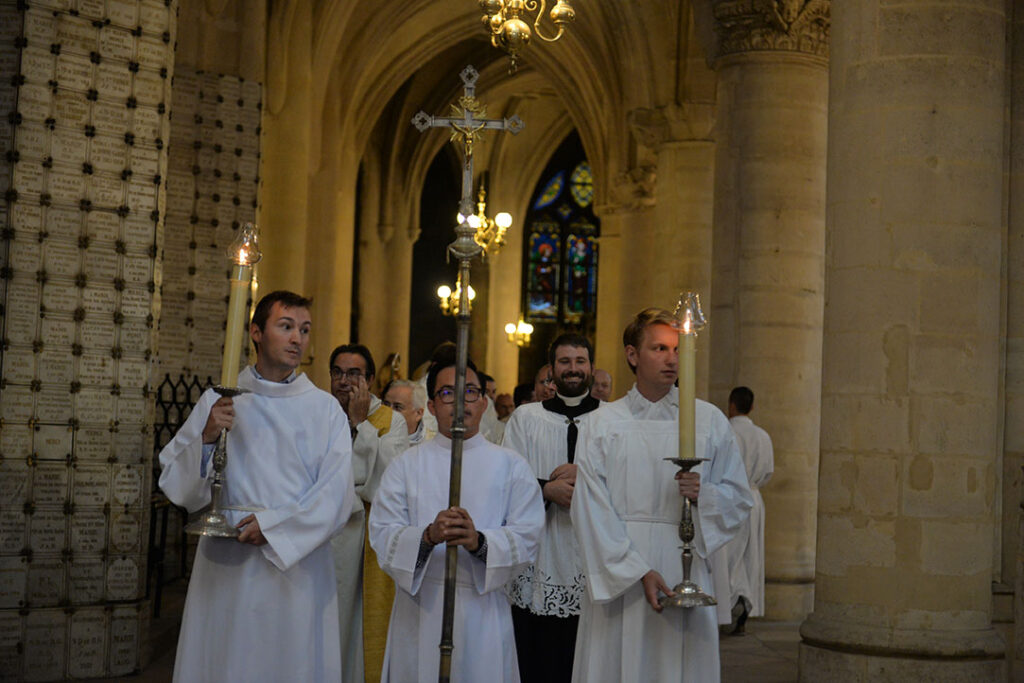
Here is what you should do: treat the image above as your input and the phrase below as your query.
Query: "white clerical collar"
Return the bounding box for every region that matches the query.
[409,419,425,444]
[628,383,677,407]
[556,391,589,407]
[433,431,486,450]
[250,365,298,384]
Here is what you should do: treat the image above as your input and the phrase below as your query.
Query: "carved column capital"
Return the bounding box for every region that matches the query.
[595,165,657,216]
[712,0,830,61]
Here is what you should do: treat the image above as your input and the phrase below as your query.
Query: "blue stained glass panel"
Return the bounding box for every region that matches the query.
[533,171,565,210]
[570,162,594,208]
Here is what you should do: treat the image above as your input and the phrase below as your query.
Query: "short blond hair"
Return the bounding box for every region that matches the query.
[622,307,678,372]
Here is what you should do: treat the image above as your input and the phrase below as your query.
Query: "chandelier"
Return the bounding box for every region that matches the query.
[459,185,512,260]
[437,274,477,316]
[504,316,534,347]
[480,0,576,70]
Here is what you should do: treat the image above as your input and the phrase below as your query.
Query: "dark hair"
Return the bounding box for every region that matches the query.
[329,343,376,379]
[251,290,313,352]
[729,386,754,414]
[513,382,534,407]
[478,372,494,387]
[425,346,478,398]
[548,333,593,367]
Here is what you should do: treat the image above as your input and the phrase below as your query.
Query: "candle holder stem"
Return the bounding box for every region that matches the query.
[185,386,248,538]
[660,457,716,609]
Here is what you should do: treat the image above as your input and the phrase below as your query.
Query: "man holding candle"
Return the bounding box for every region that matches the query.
[503,333,603,683]
[570,307,753,682]
[159,290,357,682]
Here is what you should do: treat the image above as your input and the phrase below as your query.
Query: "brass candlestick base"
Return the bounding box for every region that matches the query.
[185,386,248,538]
[660,457,717,609]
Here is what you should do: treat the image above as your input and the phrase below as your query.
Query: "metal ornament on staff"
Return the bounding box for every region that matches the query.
[411,64,524,683]
[660,291,716,608]
[185,222,262,538]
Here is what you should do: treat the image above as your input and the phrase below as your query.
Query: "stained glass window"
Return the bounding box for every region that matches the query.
[521,132,600,330]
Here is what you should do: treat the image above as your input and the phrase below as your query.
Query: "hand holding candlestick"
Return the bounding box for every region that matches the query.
[186,223,262,539]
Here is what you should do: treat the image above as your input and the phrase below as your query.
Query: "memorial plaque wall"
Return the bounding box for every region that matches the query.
[0,0,178,678]
[156,68,262,382]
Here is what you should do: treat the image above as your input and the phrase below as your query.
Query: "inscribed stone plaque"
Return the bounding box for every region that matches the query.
[0,426,33,464]
[116,394,147,424]
[28,508,67,554]
[54,89,90,129]
[31,462,68,501]
[86,211,120,242]
[40,317,75,347]
[0,386,34,423]
[47,207,81,240]
[19,84,52,123]
[90,132,127,172]
[108,605,139,674]
[117,360,148,392]
[99,26,134,62]
[35,390,72,424]
[43,240,81,278]
[77,354,112,387]
[80,318,115,349]
[0,508,25,554]
[51,127,89,168]
[106,0,138,28]
[129,145,159,174]
[119,318,150,351]
[113,429,144,459]
[126,180,157,215]
[2,348,36,384]
[17,122,50,162]
[27,559,65,607]
[41,282,79,313]
[4,311,37,345]
[37,351,74,385]
[68,557,104,604]
[75,389,112,425]
[71,510,106,554]
[119,287,151,318]
[82,249,119,281]
[95,62,131,100]
[56,15,97,55]
[82,285,117,315]
[124,219,154,251]
[111,466,142,506]
[105,556,139,600]
[109,510,140,553]
[12,202,43,232]
[48,168,87,205]
[121,255,150,285]
[23,610,66,681]
[76,0,104,20]
[0,557,27,609]
[0,457,29,506]
[12,162,44,195]
[55,52,93,92]
[23,10,55,43]
[132,106,162,141]
[73,465,109,506]
[34,425,72,460]
[74,428,110,462]
[9,238,41,269]
[88,174,124,208]
[68,608,107,678]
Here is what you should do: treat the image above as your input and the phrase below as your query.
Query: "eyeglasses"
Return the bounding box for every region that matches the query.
[539,377,554,385]
[434,385,482,404]
[382,399,406,412]
[330,367,366,381]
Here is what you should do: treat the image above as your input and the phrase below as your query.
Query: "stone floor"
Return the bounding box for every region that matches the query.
[99,580,800,682]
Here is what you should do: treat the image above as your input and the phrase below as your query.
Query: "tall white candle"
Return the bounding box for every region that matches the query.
[678,315,695,460]
[220,262,253,387]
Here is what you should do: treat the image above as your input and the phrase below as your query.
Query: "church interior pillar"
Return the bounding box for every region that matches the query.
[800,1,1007,678]
[710,4,829,620]
[1010,5,1024,678]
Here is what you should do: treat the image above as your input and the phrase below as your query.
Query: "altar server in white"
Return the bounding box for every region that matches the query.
[571,307,753,683]
[725,386,774,622]
[503,333,602,683]
[369,354,544,683]
[159,291,356,683]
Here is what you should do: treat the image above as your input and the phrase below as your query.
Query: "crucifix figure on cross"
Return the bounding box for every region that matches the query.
[409,64,526,683]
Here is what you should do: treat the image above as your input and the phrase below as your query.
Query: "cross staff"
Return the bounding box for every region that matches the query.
[411,64,524,683]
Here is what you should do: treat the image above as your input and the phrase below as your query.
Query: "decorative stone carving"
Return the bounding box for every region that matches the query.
[600,164,657,215]
[627,103,716,151]
[712,0,830,60]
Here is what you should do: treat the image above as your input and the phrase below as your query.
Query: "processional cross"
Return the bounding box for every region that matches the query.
[411,64,524,683]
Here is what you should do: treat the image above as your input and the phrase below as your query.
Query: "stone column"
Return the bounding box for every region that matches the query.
[800,1,1006,679]
[628,104,716,396]
[710,0,829,619]
[1011,7,1024,680]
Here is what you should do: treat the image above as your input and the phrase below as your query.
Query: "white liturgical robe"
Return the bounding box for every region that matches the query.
[571,386,753,683]
[727,414,774,616]
[369,433,545,683]
[158,367,356,683]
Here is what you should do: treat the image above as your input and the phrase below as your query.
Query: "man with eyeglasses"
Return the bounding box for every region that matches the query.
[503,333,602,683]
[369,351,544,682]
[534,363,556,402]
[328,344,409,683]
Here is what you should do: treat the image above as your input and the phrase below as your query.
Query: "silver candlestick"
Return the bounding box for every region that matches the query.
[660,457,717,608]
